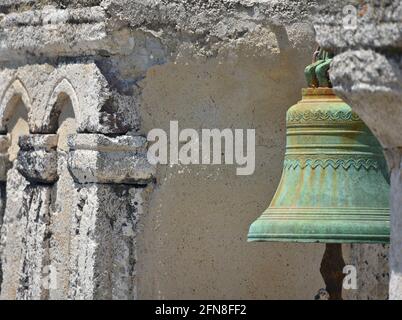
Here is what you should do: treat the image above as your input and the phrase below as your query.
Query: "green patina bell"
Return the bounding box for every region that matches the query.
[248,87,390,243]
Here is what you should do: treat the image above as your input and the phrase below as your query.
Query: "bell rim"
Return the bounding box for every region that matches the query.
[247,236,390,244]
[248,206,390,244]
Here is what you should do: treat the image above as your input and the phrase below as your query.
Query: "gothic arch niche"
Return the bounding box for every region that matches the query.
[48,90,77,300]
[0,79,31,161]
[45,79,80,134]
[0,88,30,299]
[56,92,77,151]
[6,97,29,162]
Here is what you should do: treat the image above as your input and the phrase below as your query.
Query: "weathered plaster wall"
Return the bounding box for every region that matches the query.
[136,41,330,299]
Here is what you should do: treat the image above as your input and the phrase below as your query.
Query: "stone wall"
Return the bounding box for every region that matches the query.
[0,0,392,300]
[0,1,156,297]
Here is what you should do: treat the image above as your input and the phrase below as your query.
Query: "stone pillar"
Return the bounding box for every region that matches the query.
[67,134,155,300]
[15,134,58,300]
[48,141,76,300]
[0,148,28,300]
[0,135,10,291]
[314,0,402,300]
[387,148,402,299]
[0,134,58,299]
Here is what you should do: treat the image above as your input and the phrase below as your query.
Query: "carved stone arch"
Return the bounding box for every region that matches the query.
[44,78,80,134]
[0,79,31,133]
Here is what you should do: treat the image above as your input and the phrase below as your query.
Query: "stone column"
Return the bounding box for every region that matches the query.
[67,134,155,300]
[0,135,10,291]
[314,0,402,300]
[12,134,57,300]
[387,148,402,299]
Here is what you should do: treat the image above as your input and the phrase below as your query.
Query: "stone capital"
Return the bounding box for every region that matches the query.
[328,50,402,150]
[17,134,58,184]
[67,134,155,185]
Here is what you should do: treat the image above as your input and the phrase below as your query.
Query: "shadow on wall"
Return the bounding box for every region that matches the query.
[137,42,326,299]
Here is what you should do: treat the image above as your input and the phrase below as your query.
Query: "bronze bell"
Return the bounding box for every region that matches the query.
[248,87,390,243]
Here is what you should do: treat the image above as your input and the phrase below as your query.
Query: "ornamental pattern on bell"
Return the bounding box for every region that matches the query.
[287,110,361,123]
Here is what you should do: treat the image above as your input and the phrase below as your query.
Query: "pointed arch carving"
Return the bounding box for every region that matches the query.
[43,78,80,133]
[0,79,31,133]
